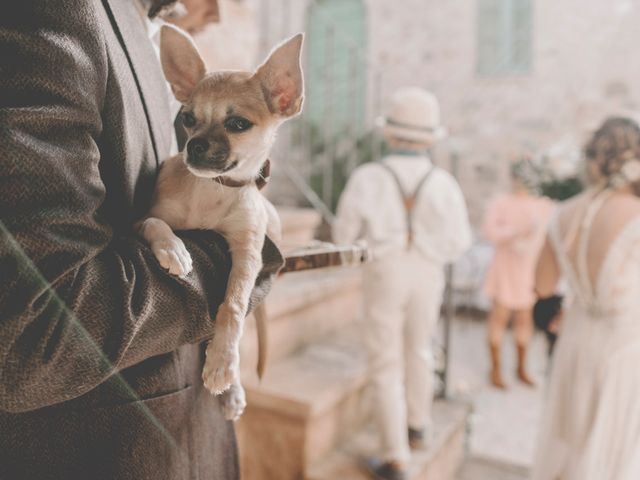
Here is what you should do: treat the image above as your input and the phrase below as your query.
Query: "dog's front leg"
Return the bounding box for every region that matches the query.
[219,378,246,420]
[202,220,265,396]
[137,217,193,277]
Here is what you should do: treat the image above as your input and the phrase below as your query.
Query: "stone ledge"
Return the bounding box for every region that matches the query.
[264,267,361,319]
[240,267,363,368]
[237,333,372,480]
[243,335,369,420]
[278,206,321,247]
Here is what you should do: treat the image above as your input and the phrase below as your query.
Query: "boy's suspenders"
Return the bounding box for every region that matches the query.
[379,162,435,249]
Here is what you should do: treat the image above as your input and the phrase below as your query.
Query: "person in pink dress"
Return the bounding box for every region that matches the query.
[483,162,554,389]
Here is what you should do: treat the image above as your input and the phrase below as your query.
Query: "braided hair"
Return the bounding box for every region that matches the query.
[585,117,640,192]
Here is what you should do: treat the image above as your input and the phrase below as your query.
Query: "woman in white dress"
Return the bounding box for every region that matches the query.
[533,117,640,480]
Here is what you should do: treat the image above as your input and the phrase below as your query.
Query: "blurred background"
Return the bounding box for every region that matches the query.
[185,1,640,479]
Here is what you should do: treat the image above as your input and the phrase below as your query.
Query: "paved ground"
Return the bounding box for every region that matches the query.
[445,315,549,473]
[456,456,529,480]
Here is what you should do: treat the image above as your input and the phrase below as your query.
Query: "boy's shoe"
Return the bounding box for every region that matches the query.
[362,457,407,480]
[408,427,429,450]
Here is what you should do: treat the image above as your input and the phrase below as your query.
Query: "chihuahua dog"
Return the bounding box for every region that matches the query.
[138,25,303,420]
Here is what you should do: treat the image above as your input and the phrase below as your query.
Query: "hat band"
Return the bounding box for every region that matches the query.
[386,118,438,133]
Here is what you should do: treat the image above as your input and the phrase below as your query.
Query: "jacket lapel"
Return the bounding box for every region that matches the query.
[102,0,174,168]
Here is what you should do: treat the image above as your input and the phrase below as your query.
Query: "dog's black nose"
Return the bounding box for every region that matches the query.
[187,138,209,157]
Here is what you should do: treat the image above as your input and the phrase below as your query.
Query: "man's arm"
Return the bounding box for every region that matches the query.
[535,235,560,298]
[0,2,281,413]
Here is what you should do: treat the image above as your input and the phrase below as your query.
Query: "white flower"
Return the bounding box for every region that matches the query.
[544,136,581,179]
[620,158,640,183]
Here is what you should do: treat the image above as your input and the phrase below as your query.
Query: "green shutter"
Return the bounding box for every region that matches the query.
[477,0,504,75]
[477,0,532,75]
[306,0,367,132]
[511,0,532,72]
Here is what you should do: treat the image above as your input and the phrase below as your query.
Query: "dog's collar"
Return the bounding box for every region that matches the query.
[214,159,271,190]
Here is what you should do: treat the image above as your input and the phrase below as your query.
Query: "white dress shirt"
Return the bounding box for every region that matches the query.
[136,1,181,155]
[334,154,473,265]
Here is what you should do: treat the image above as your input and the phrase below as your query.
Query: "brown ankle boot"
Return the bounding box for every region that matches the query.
[489,343,507,389]
[517,344,536,387]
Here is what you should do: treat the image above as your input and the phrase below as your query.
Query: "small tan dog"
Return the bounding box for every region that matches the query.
[138,24,303,420]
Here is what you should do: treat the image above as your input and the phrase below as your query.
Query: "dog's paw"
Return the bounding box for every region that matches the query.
[202,341,239,395]
[219,382,246,421]
[151,237,193,277]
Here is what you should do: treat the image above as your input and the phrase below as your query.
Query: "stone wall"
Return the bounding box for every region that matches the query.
[191,0,260,71]
[253,0,640,224]
[366,0,640,223]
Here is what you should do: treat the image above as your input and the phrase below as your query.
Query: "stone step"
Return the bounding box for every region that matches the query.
[306,401,470,480]
[240,266,362,371]
[236,331,370,480]
[456,457,529,480]
[277,206,321,247]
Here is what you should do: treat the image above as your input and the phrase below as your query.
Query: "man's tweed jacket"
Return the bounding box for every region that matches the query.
[0,1,283,478]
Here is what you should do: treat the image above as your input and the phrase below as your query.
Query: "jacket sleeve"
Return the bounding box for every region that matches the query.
[0,4,282,413]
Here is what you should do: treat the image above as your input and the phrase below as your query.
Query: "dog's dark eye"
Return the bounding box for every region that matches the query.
[182,111,197,128]
[224,116,253,133]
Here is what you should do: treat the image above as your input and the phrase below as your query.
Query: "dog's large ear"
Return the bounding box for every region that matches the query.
[160,25,206,103]
[255,33,304,118]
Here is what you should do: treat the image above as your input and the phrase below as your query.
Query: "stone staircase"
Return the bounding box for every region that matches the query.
[306,401,470,480]
[237,331,370,479]
[239,267,362,372]
[236,207,470,480]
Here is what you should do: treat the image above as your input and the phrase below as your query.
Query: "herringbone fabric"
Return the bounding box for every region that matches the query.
[0,1,282,478]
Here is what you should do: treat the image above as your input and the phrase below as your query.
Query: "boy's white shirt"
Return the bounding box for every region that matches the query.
[334,154,473,265]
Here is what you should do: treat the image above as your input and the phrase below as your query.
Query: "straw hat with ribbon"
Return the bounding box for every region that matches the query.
[379,87,447,145]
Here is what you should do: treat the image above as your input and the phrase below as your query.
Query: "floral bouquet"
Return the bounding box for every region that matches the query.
[525,137,585,201]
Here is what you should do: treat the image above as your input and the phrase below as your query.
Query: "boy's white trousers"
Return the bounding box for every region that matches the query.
[362,250,445,464]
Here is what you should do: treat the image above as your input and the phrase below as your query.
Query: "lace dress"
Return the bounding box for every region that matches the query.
[532,193,640,480]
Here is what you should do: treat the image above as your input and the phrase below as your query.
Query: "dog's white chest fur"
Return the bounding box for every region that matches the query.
[149,155,267,236]
[172,180,240,231]
[178,186,229,230]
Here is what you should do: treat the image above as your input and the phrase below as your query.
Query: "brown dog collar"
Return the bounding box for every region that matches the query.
[214,159,271,190]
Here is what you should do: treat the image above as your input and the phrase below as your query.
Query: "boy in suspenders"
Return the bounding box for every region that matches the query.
[334,88,472,480]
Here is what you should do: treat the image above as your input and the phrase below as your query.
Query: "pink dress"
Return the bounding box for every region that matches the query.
[483,194,554,310]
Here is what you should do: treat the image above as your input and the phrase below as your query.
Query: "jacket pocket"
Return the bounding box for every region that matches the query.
[0,385,197,480]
